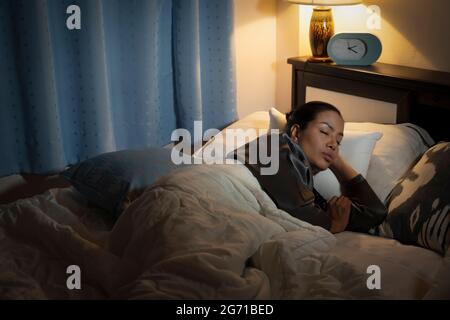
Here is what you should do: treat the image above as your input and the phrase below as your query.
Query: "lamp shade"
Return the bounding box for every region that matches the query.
[287,0,362,6]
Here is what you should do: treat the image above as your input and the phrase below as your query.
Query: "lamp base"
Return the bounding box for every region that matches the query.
[307,56,333,63]
[309,7,334,64]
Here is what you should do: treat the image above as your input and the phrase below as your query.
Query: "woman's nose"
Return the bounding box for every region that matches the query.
[327,139,338,151]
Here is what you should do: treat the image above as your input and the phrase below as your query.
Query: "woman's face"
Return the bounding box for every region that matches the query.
[290,111,344,173]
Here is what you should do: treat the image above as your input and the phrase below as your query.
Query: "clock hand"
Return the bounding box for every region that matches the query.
[349,47,358,54]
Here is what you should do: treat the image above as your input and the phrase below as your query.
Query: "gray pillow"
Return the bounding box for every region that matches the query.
[61,147,183,216]
[380,142,450,255]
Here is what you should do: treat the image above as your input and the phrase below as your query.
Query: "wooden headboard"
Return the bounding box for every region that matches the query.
[288,57,450,142]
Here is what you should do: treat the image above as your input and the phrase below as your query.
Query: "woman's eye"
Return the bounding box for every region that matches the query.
[320,130,329,135]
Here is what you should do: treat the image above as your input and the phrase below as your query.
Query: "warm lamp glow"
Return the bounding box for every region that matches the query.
[287,0,362,6]
[287,0,362,63]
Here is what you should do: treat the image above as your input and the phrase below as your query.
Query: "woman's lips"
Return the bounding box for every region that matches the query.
[322,153,333,163]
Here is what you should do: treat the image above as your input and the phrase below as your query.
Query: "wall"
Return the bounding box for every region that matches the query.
[275,0,299,113]
[234,0,300,118]
[234,0,277,118]
[299,0,450,72]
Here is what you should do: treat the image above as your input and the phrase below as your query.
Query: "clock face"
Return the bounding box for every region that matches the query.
[329,39,367,60]
[327,33,382,66]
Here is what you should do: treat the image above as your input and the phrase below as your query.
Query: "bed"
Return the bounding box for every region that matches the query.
[1,58,449,300]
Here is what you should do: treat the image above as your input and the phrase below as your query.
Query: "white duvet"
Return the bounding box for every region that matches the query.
[0,164,447,299]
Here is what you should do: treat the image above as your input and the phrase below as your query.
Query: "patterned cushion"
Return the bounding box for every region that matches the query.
[380,142,450,255]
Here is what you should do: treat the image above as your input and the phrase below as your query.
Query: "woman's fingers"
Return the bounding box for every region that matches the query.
[336,196,351,209]
[330,196,351,219]
[328,196,352,233]
[328,196,338,206]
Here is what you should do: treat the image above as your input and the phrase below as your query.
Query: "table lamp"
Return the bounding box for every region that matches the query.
[287,0,362,62]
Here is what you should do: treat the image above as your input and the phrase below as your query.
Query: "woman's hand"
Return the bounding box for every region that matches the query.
[329,153,344,172]
[329,154,359,184]
[328,196,352,234]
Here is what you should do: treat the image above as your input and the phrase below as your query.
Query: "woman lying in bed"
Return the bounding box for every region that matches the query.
[234,101,387,234]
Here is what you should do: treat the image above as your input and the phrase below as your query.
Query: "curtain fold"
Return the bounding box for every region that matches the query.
[173,0,237,135]
[0,0,237,177]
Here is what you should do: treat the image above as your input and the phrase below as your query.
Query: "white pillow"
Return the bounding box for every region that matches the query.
[269,107,434,203]
[193,111,269,162]
[269,107,287,133]
[197,108,433,204]
[345,122,434,203]
[313,131,382,200]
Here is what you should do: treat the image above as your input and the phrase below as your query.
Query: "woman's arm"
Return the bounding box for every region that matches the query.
[328,154,387,233]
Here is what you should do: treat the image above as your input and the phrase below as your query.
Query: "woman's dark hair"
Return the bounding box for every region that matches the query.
[285,101,342,134]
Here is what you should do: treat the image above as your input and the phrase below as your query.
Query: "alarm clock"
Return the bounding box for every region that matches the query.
[327,33,382,66]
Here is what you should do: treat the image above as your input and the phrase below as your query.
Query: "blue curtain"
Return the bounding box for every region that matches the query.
[0,0,237,176]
